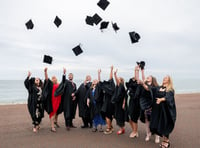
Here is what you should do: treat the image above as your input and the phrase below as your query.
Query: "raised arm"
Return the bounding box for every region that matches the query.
[114,69,119,86]
[109,65,114,80]
[98,69,101,82]
[44,67,48,80]
[24,71,32,89]
[134,65,140,81]
[141,68,145,81]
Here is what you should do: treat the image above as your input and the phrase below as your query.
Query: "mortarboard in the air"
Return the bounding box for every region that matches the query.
[136,61,145,70]
[129,31,140,43]
[43,55,53,64]
[25,19,34,30]
[85,16,94,26]
[72,45,83,56]
[54,16,62,28]
[97,0,110,10]
[92,13,102,25]
[112,22,120,33]
[100,21,109,30]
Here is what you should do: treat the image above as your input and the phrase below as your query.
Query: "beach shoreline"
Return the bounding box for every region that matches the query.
[0,93,200,147]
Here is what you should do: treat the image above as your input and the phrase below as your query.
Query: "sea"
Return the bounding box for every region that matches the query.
[0,79,199,105]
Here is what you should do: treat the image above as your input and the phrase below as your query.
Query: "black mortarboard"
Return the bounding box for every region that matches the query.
[136,61,145,70]
[54,16,62,28]
[100,21,109,30]
[112,22,120,32]
[25,19,34,30]
[72,45,83,56]
[129,31,140,43]
[93,13,102,25]
[85,16,94,26]
[43,55,53,64]
[97,0,110,10]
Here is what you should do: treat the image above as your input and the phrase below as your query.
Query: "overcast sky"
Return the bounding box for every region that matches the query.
[0,0,199,82]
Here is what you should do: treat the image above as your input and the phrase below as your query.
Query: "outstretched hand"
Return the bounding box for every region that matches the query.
[98,69,101,74]
[114,69,118,75]
[63,68,66,75]
[44,67,48,73]
[110,65,114,71]
[28,71,31,77]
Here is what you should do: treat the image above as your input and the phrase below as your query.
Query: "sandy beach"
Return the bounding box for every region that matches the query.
[0,93,200,148]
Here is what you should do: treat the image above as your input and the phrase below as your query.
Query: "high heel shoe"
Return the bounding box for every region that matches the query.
[117,128,125,135]
[129,132,139,138]
[160,141,170,148]
[145,132,151,141]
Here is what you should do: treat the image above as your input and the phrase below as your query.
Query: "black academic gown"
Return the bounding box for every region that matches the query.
[139,85,154,123]
[87,84,103,120]
[24,77,44,125]
[75,82,91,118]
[99,78,115,120]
[150,88,177,137]
[42,79,53,114]
[113,84,126,127]
[68,80,77,120]
[125,78,141,123]
[54,75,73,126]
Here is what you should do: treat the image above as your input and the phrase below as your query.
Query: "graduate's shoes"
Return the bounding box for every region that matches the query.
[51,127,56,132]
[92,128,97,132]
[117,128,125,135]
[54,122,60,128]
[81,125,89,128]
[145,132,151,141]
[155,135,160,143]
[129,132,139,138]
[160,141,170,148]
[104,128,113,135]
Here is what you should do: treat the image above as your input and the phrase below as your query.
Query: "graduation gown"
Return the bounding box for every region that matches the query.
[54,75,72,120]
[99,78,115,120]
[24,77,44,125]
[87,84,103,120]
[150,89,177,137]
[74,82,91,118]
[68,81,77,119]
[125,78,141,123]
[43,79,62,117]
[113,84,126,127]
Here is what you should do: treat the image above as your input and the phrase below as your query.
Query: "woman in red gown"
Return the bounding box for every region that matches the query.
[43,68,62,132]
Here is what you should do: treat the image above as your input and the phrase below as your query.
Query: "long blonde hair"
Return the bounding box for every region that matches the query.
[165,75,175,92]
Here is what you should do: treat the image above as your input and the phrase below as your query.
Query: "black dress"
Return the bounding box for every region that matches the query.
[125,78,141,123]
[113,84,126,127]
[150,89,176,138]
[99,78,115,120]
[24,77,44,126]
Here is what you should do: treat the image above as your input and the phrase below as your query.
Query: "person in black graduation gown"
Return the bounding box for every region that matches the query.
[43,68,62,132]
[87,70,105,132]
[68,73,77,128]
[98,66,115,134]
[24,71,44,133]
[54,68,76,130]
[113,69,126,135]
[138,68,160,143]
[125,65,141,138]
[74,75,92,128]
[149,75,176,148]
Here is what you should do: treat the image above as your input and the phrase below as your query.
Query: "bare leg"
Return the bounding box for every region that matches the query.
[50,114,56,132]
[145,119,151,141]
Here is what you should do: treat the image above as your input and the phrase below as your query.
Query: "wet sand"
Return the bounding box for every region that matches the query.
[0,93,200,148]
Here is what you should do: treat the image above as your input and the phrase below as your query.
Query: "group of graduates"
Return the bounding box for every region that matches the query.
[24,65,176,148]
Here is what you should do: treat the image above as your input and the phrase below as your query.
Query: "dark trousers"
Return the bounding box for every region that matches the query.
[82,117,92,127]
